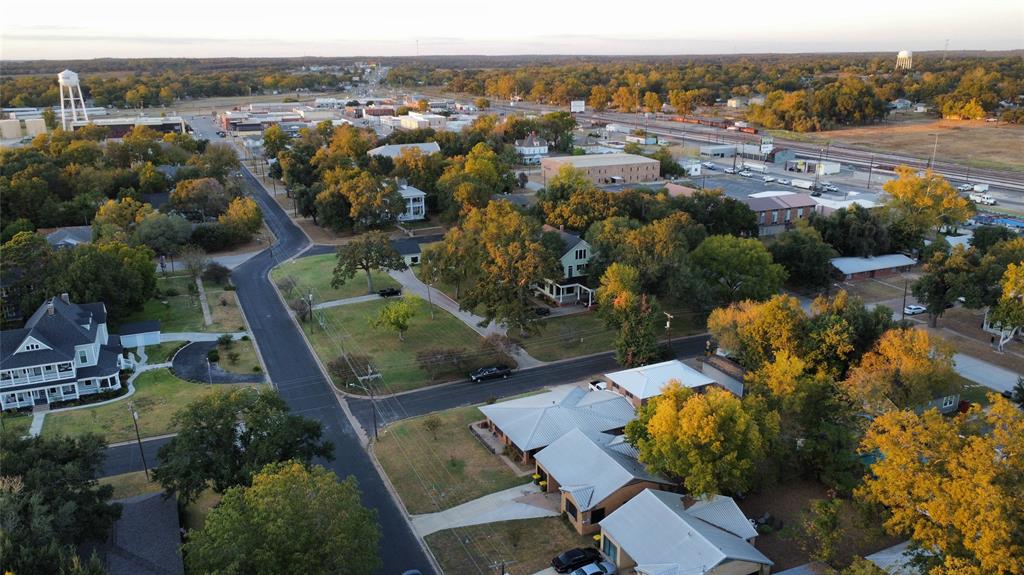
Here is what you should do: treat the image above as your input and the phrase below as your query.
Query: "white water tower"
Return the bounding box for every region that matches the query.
[896,50,913,71]
[57,69,89,130]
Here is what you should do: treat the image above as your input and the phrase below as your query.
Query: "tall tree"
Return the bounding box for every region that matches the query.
[613,291,662,367]
[769,224,836,290]
[990,262,1024,352]
[133,212,192,256]
[55,241,157,320]
[332,231,408,294]
[625,385,779,496]
[170,177,231,219]
[261,124,292,160]
[218,196,263,240]
[809,204,890,257]
[912,245,973,327]
[183,461,381,575]
[856,396,1024,575]
[188,143,240,182]
[691,235,787,306]
[883,166,974,248]
[154,388,334,503]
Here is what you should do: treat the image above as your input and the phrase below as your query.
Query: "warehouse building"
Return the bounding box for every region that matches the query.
[542,153,660,185]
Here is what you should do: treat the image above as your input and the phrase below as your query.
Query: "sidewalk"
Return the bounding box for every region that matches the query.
[313,293,381,310]
[388,268,545,369]
[160,331,248,342]
[410,482,558,537]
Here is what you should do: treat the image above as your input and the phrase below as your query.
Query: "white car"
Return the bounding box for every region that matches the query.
[957,184,973,192]
[739,170,754,177]
[903,304,927,316]
[763,175,776,183]
[702,161,716,169]
[724,167,737,174]
[777,178,791,185]
[570,562,617,575]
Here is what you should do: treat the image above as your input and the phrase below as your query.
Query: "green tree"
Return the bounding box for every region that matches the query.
[183,461,380,575]
[969,225,1017,255]
[136,161,168,195]
[42,107,58,130]
[691,235,787,306]
[912,245,973,327]
[154,388,334,503]
[0,231,57,314]
[93,196,155,241]
[990,262,1024,352]
[674,190,758,237]
[0,431,121,575]
[769,224,836,290]
[261,124,291,160]
[188,143,240,182]
[809,204,891,257]
[436,142,509,219]
[332,230,408,294]
[796,498,843,565]
[133,212,191,256]
[333,170,403,231]
[613,291,662,367]
[55,241,157,320]
[170,177,230,219]
[625,385,779,496]
[372,295,421,341]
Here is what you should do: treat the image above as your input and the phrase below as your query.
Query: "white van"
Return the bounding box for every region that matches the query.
[970,193,997,205]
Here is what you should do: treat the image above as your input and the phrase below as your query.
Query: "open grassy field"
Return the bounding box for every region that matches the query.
[271,253,400,302]
[375,405,528,515]
[425,517,594,575]
[306,299,501,394]
[41,369,257,443]
[783,119,1024,172]
[117,274,245,334]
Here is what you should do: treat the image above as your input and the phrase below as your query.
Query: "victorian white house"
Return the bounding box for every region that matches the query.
[0,295,131,410]
[398,184,427,222]
[537,225,595,305]
[514,133,549,164]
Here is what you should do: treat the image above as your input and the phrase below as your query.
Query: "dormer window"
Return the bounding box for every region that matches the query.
[24,344,41,351]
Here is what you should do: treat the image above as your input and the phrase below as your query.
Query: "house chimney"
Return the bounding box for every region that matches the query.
[60,293,70,304]
[46,299,55,315]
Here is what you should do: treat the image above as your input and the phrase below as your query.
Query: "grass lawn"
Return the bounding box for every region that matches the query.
[216,339,262,375]
[41,369,257,443]
[1,412,33,437]
[839,278,907,305]
[117,275,246,334]
[143,342,186,364]
[306,300,499,394]
[374,405,527,515]
[426,517,594,575]
[271,253,400,302]
[99,470,221,531]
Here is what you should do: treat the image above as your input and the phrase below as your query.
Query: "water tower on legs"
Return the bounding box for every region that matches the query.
[895,50,913,71]
[57,70,89,130]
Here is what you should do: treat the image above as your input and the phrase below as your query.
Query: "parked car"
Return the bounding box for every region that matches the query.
[215,130,227,137]
[739,170,754,177]
[903,304,927,315]
[552,548,602,573]
[957,183,974,192]
[811,190,822,197]
[777,178,791,186]
[821,183,839,192]
[762,175,776,183]
[378,287,402,297]
[724,167,737,174]
[702,161,716,170]
[534,306,551,317]
[469,366,511,382]
[570,561,617,575]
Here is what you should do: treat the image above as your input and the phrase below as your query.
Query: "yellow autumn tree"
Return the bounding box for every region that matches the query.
[883,166,974,239]
[707,294,807,369]
[856,396,1024,574]
[842,328,960,415]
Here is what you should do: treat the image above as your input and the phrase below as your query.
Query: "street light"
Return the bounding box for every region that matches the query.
[664,312,674,353]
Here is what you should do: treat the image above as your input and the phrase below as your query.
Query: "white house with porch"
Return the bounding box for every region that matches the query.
[514,133,549,164]
[537,225,595,305]
[0,295,135,410]
[398,184,427,222]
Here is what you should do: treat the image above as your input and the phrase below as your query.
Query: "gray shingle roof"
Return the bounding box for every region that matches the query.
[85,492,184,575]
[119,320,161,336]
[1,298,105,370]
[45,226,93,248]
[541,225,587,256]
[391,234,444,257]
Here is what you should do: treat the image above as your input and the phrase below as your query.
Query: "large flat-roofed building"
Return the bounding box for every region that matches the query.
[70,116,187,138]
[541,153,659,185]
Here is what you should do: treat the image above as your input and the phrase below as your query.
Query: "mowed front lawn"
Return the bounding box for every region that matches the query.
[42,369,257,443]
[215,339,262,375]
[374,406,528,515]
[117,274,246,334]
[1,412,33,437]
[426,517,594,575]
[271,253,400,302]
[306,299,501,394]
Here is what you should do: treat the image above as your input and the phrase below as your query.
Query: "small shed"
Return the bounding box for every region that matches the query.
[119,320,162,348]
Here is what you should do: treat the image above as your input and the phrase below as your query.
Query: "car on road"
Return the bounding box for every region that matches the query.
[724,167,737,174]
[777,178,791,185]
[701,161,716,170]
[469,366,512,382]
[377,287,402,298]
[552,548,602,573]
[811,190,822,197]
[739,170,754,177]
[957,184,973,192]
[763,175,776,183]
[215,130,227,137]
[821,182,839,192]
[569,561,617,575]
[903,304,927,316]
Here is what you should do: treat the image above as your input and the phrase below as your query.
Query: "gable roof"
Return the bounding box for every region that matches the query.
[605,360,717,401]
[367,142,441,159]
[44,226,92,248]
[398,184,427,199]
[830,254,916,275]
[541,225,588,256]
[742,192,817,214]
[535,428,670,511]
[390,234,443,257]
[515,133,548,148]
[1,297,106,370]
[83,492,184,575]
[601,489,771,575]
[479,386,635,453]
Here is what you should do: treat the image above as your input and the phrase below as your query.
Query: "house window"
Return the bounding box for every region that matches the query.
[99,380,110,389]
[59,363,72,372]
[601,536,618,562]
[797,207,805,218]
[62,385,75,395]
[576,264,587,275]
[575,249,587,261]
[942,395,956,409]
[564,498,578,521]
[410,256,420,265]
[78,350,88,364]
[24,343,40,351]
[29,367,41,377]
[772,211,779,224]
[49,388,57,394]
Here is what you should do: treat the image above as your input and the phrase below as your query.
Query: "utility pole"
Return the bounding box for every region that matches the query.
[206,357,213,385]
[354,383,378,441]
[901,279,909,320]
[866,152,875,190]
[307,290,314,332]
[664,312,674,354]
[929,133,939,169]
[129,402,150,480]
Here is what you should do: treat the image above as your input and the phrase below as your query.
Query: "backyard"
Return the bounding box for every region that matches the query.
[271,253,400,302]
[41,369,258,443]
[374,405,529,515]
[425,517,594,575]
[117,274,246,334]
[305,299,503,394]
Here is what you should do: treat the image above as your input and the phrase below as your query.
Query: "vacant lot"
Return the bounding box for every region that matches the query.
[42,369,256,443]
[798,119,1024,172]
[118,274,245,334]
[305,299,502,394]
[426,517,594,575]
[272,253,400,302]
[375,405,528,515]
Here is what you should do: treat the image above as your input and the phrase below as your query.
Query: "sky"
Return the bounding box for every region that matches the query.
[2,0,1021,60]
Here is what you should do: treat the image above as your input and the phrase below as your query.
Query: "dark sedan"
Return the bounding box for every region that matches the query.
[378,287,402,298]
[469,366,511,382]
[552,548,602,573]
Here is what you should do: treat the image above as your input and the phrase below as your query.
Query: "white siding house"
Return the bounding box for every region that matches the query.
[537,225,595,305]
[0,295,136,410]
[514,133,549,164]
[398,185,427,222]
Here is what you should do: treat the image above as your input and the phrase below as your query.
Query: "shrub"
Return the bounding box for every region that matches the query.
[217,334,234,348]
[163,287,180,297]
[202,262,231,285]
[241,335,250,341]
[207,349,220,363]
[227,351,240,365]
[190,222,244,252]
[252,366,262,372]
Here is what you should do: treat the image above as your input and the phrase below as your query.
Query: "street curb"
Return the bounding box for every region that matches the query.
[107,432,177,448]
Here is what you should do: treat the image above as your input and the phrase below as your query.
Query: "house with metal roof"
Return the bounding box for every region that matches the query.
[478,386,635,463]
[599,489,772,575]
[603,359,740,409]
[0,295,136,410]
[367,141,441,159]
[535,429,675,535]
[830,254,916,281]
